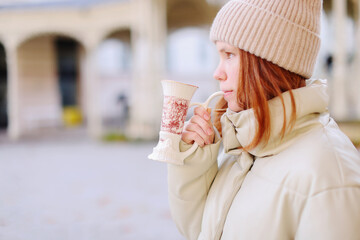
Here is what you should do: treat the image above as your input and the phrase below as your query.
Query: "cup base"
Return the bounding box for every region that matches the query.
[148,131,183,165]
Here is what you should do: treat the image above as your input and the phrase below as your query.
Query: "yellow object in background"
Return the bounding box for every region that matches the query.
[63,106,82,127]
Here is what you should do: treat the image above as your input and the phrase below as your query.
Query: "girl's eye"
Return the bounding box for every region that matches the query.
[226,52,234,59]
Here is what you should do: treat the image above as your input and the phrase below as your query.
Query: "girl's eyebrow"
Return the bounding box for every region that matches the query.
[218,47,236,53]
[218,48,229,53]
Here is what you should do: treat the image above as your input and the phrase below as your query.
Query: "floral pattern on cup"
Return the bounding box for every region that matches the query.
[161,96,189,135]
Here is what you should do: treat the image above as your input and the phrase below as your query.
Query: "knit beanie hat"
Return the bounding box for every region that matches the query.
[210,0,322,78]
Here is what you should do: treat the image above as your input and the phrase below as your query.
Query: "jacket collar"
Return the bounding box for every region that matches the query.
[221,79,329,157]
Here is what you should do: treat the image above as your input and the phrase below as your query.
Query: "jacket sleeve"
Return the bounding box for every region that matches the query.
[167,136,221,240]
[296,187,360,240]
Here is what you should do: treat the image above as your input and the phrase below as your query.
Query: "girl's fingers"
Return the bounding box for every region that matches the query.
[189,115,214,138]
[181,131,205,147]
[194,106,211,121]
[185,122,212,145]
[181,106,215,147]
[192,107,214,136]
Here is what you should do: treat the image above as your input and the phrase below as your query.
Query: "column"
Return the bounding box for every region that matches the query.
[129,0,167,139]
[331,0,348,120]
[5,39,22,140]
[83,37,103,139]
[356,0,360,118]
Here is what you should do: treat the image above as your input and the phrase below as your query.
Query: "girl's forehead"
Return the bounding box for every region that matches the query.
[216,41,237,52]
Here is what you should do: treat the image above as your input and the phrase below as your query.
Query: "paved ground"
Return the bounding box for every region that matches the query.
[0,129,184,240]
[1,126,358,240]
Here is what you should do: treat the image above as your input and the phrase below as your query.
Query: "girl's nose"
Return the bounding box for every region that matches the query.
[213,63,226,81]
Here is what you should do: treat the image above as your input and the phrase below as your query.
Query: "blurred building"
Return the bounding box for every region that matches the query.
[0,0,359,141]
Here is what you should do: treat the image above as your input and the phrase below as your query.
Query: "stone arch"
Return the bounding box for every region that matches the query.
[166,26,218,104]
[100,28,132,73]
[97,28,132,131]
[319,1,357,77]
[167,27,216,75]
[17,33,86,132]
[166,0,221,104]
[17,31,84,50]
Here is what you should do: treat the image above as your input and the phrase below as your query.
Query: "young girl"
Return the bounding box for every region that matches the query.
[164,0,360,239]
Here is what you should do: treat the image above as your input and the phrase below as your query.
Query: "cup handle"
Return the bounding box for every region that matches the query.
[179,91,223,160]
[190,91,224,109]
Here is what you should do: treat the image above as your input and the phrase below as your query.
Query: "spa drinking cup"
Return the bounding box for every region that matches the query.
[148,80,223,165]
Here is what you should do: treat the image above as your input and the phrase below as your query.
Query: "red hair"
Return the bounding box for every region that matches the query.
[214,49,306,151]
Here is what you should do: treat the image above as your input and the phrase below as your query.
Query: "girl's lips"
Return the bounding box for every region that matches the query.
[223,90,233,98]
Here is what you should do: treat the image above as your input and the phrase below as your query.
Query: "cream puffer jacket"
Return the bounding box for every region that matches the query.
[166,79,360,240]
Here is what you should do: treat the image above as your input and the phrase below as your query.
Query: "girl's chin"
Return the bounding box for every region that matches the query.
[228,103,242,112]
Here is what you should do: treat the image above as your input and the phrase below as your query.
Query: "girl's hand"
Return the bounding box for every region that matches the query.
[181,106,215,147]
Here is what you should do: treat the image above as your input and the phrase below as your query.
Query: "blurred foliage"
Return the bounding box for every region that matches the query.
[102,131,152,143]
[102,132,129,142]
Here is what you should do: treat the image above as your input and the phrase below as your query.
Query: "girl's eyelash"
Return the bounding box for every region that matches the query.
[226,52,234,58]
